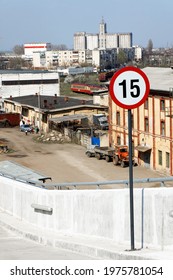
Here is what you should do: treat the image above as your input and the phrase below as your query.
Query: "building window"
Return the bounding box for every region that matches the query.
[158,150,162,165]
[160,99,165,111]
[160,120,165,136]
[144,117,149,132]
[166,152,170,168]
[42,114,47,123]
[2,79,59,85]
[116,111,120,125]
[144,99,148,109]
[117,136,121,145]
[22,108,29,117]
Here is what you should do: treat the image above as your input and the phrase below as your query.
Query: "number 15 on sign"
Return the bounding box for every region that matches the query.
[109,67,150,109]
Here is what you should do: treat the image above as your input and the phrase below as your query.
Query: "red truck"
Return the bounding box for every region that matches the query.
[0,113,20,127]
[86,145,135,167]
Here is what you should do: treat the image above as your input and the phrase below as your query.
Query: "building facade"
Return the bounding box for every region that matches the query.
[134,46,143,61]
[92,49,117,69]
[109,89,173,175]
[58,50,86,67]
[24,43,51,58]
[86,34,99,50]
[73,32,87,50]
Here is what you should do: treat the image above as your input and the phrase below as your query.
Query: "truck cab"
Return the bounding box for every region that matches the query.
[113,145,132,167]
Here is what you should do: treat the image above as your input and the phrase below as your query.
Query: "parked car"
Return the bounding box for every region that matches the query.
[20,124,33,133]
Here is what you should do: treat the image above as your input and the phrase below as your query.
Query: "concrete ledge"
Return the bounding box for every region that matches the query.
[1,210,173,260]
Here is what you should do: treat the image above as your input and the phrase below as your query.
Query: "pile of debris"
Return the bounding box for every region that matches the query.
[35,130,71,144]
[0,141,8,153]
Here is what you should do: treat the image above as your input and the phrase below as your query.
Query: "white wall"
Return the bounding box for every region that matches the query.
[106,34,118,48]
[86,34,99,50]
[0,72,60,98]
[0,176,173,250]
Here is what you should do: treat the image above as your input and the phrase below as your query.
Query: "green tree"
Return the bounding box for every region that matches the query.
[117,50,127,65]
[147,39,153,54]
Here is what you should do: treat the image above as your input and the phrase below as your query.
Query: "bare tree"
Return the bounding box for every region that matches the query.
[13,45,24,55]
[51,44,68,50]
[7,57,30,69]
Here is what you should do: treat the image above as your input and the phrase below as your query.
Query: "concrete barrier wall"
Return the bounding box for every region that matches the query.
[0,176,173,250]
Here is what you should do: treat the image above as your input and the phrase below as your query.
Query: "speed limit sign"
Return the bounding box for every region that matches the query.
[109,66,150,109]
[110,66,150,250]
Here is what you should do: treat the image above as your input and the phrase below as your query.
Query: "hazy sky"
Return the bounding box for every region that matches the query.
[0,0,172,51]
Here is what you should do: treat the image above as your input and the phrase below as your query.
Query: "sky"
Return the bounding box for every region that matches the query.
[0,0,173,51]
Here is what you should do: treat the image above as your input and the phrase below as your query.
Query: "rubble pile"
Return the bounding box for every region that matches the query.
[0,141,8,153]
[35,130,71,144]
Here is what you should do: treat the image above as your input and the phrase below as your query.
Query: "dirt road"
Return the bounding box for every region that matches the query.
[0,127,170,189]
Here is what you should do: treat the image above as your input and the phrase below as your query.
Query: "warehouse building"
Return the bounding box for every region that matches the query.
[74,18,132,50]
[0,70,60,99]
[3,94,108,133]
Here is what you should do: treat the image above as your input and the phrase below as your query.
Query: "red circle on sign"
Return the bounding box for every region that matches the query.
[109,66,150,109]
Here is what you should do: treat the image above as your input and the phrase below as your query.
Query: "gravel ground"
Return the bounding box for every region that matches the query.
[0,127,172,189]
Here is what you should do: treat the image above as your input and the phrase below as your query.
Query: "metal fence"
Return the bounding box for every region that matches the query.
[0,170,173,190]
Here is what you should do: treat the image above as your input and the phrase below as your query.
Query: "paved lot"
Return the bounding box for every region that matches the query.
[0,127,172,189]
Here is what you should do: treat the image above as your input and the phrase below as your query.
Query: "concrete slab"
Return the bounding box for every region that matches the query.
[0,210,173,260]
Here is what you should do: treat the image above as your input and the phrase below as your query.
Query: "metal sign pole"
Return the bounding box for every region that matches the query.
[128,109,135,250]
[109,66,150,251]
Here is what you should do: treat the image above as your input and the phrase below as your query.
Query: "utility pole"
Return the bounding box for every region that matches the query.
[38,87,41,131]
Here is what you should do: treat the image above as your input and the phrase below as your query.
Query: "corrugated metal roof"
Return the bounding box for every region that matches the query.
[0,70,52,74]
[49,114,87,123]
[142,67,173,91]
[0,160,51,184]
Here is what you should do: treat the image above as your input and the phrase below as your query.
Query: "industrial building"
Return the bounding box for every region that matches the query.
[3,94,108,132]
[74,18,132,50]
[0,70,60,104]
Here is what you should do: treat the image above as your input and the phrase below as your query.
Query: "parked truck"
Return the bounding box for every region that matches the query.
[112,145,133,167]
[86,145,135,167]
[93,114,109,130]
[86,145,114,162]
[0,113,20,127]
